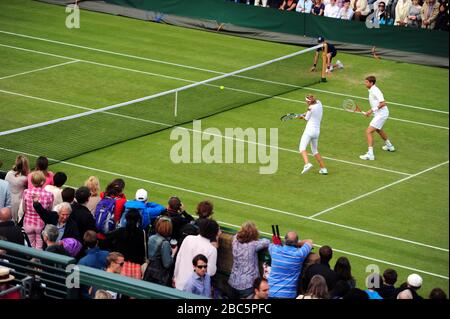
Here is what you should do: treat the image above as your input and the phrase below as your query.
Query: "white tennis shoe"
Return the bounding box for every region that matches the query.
[301,163,313,174]
[382,145,396,152]
[319,168,328,175]
[359,153,375,161]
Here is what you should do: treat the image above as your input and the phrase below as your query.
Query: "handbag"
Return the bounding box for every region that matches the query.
[142,236,170,285]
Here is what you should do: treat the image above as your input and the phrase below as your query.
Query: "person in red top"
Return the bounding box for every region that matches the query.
[99,179,127,223]
[27,156,54,189]
[0,266,21,299]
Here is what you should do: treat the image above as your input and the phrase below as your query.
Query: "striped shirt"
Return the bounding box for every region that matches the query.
[268,243,312,298]
[23,188,53,228]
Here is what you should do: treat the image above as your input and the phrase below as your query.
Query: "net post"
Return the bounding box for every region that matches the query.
[174,90,178,117]
[321,42,328,83]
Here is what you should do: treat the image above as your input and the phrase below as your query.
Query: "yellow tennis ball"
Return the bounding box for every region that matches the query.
[220,86,224,90]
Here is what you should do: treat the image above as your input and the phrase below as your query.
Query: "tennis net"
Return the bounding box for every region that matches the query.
[0,43,325,168]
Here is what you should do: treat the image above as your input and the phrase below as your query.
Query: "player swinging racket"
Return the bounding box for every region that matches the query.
[359,76,395,161]
[298,95,328,175]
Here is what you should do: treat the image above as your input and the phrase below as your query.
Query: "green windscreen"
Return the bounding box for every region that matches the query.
[0,45,323,168]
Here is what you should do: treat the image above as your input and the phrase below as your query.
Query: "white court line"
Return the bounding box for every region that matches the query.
[0,60,79,80]
[0,146,447,253]
[218,221,449,280]
[0,29,447,114]
[0,88,412,176]
[1,43,448,131]
[310,160,450,219]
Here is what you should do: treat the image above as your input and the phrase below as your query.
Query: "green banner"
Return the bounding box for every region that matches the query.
[104,0,448,57]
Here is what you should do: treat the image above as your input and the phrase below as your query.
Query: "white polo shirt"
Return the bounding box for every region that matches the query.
[369,85,389,116]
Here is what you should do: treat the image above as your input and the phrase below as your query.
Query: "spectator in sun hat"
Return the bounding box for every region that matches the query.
[0,266,21,299]
[396,273,423,300]
[119,188,165,231]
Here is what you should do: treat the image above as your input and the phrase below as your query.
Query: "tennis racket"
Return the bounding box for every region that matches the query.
[280,113,305,121]
[342,99,364,115]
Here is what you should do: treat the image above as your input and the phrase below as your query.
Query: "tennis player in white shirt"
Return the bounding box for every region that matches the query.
[359,76,395,161]
[298,95,328,175]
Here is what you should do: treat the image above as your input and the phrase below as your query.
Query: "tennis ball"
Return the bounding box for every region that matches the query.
[220,86,224,90]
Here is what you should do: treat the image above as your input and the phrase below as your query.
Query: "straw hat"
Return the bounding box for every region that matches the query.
[0,266,15,283]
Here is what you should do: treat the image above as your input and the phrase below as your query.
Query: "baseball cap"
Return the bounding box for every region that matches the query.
[135,188,148,201]
[407,274,423,288]
[318,36,325,43]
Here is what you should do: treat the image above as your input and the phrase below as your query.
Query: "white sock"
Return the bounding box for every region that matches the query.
[368,147,374,156]
[385,140,392,147]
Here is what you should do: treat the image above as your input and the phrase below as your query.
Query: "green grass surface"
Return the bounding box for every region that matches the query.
[1,0,448,297]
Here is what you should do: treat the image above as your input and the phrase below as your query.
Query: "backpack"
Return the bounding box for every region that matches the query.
[94,197,116,234]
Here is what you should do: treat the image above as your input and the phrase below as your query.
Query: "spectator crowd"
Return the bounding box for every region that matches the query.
[0,155,448,299]
[228,0,449,30]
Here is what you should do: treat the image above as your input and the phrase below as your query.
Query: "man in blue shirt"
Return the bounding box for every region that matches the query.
[78,230,109,270]
[183,254,211,298]
[268,231,313,298]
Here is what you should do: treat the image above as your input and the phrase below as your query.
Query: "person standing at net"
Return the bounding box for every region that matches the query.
[310,36,343,74]
[298,95,328,175]
[359,75,395,161]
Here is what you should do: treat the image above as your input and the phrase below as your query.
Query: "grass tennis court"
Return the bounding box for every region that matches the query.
[1,0,448,296]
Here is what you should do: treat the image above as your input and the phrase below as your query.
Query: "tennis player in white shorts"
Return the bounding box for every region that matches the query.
[359,76,395,161]
[298,95,327,175]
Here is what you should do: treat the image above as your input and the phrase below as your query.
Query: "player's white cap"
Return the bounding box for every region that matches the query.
[135,188,148,202]
[407,274,423,288]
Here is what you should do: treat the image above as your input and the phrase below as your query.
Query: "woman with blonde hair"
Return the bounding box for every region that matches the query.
[228,221,270,299]
[22,171,54,249]
[5,155,29,222]
[84,176,101,214]
[297,274,329,299]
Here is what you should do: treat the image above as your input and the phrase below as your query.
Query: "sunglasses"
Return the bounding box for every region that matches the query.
[196,264,208,269]
[115,261,125,266]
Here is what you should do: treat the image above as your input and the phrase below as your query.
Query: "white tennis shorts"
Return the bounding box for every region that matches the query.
[370,113,389,130]
[299,130,320,155]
